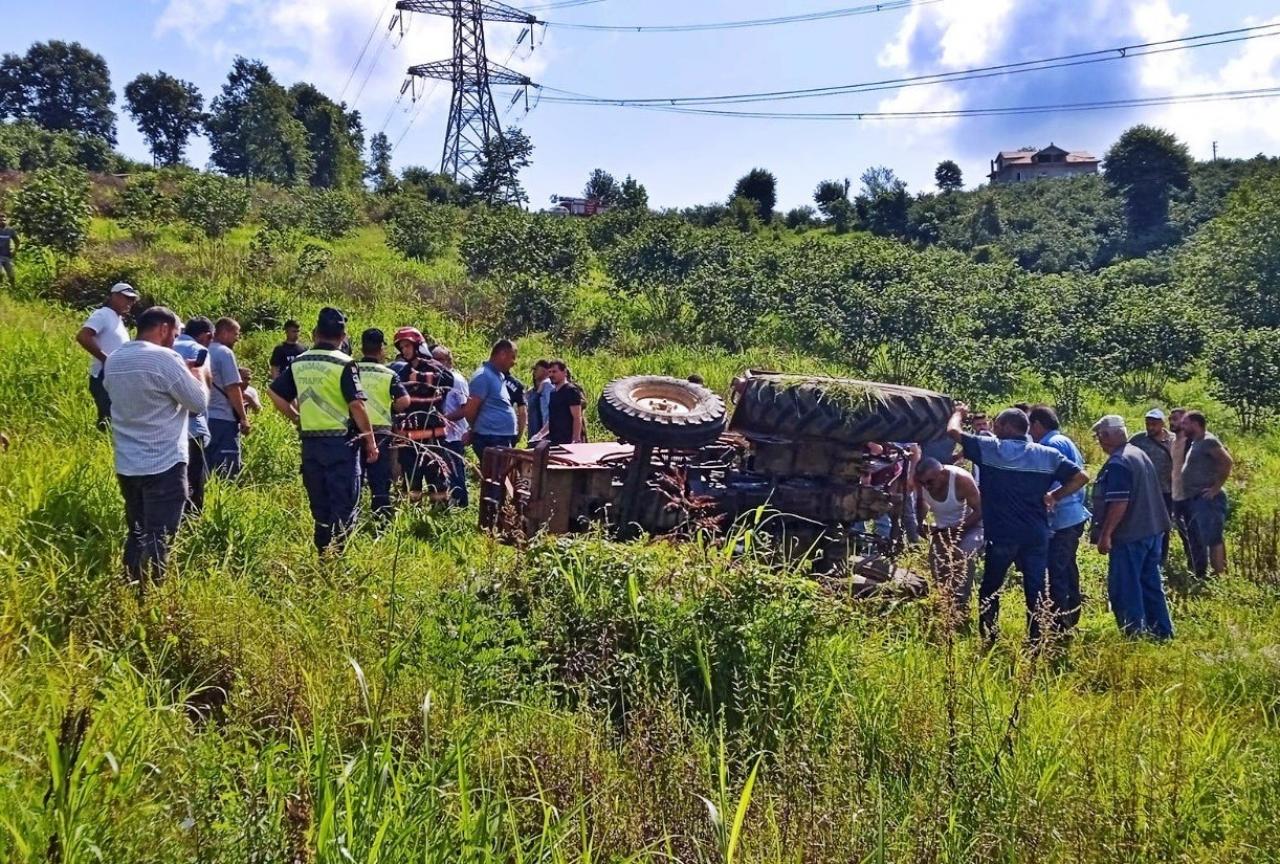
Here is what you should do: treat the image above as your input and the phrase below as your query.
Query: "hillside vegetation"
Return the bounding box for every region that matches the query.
[2,151,1280,862]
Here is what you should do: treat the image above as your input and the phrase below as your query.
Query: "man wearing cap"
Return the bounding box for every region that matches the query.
[76,282,139,430]
[946,403,1090,644]
[1091,415,1174,639]
[1130,408,1178,562]
[268,308,379,554]
[1028,406,1090,634]
[357,328,411,520]
[270,320,308,381]
[393,326,455,503]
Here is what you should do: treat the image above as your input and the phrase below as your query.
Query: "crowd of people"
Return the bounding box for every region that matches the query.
[75,284,1235,637]
[914,403,1232,643]
[78,287,590,587]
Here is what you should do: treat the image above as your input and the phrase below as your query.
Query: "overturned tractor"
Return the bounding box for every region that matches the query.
[479,372,954,595]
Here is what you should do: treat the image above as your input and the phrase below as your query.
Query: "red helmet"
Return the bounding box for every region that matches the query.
[393,326,425,347]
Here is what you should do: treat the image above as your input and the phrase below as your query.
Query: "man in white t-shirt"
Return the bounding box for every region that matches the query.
[915,456,984,626]
[76,282,139,430]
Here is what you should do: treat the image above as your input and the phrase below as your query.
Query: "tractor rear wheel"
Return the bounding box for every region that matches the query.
[598,376,727,450]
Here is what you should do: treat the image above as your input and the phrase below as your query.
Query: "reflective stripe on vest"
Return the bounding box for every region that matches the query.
[293,349,352,437]
[357,361,396,431]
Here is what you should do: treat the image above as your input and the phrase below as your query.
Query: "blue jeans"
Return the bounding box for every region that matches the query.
[1108,534,1174,639]
[443,440,469,507]
[117,462,188,588]
[979,537,1051,642]
[207,419,243,478]
[471,433,516,462]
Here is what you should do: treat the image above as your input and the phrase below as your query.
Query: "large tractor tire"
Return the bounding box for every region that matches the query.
[731,373,953,445]
[598,376,727,450]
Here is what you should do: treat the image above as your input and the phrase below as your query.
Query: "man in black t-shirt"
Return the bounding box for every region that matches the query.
[546,360,584,445]
[0,215,18,288]
[269,320,308,380]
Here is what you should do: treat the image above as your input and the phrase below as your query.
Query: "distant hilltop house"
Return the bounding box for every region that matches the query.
[988,144,1101,184]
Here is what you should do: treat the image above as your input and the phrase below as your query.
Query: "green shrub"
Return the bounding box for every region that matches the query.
[459,207,589,282]
[178,174,251,240]
[1207,328,1280,430]
[303,189,360,241]
[8,165,93,260]
[385,194,454,262]
[500,273,571,335]
[118,173,173,245]
[41,255,149,310]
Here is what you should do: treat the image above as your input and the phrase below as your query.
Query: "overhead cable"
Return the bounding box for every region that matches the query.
[542,0,939,32]
[538,22,1280,106]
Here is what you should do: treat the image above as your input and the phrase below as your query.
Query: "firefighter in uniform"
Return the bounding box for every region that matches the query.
[356,328,410,520]
[268,308,379,553]
[392,326,455,503]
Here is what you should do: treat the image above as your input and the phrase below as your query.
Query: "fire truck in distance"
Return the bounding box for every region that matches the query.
[546,195,611,217]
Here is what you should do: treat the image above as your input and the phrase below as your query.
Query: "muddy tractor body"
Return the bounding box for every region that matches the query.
[479,372,953,587]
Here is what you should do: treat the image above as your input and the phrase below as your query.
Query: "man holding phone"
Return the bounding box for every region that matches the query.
[174,317,215,513]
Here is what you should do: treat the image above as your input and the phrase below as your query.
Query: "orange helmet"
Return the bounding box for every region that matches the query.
[393,326,425,347]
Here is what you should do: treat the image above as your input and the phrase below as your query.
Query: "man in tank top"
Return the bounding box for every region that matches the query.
[914,457,983,626]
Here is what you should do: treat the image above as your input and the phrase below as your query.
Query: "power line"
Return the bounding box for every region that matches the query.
[341,0,395,101]
[523,0,607,10]
[542,0,940,32]
[595,86,1280,122]
[352,12,402,109]
[538,22,1280,106]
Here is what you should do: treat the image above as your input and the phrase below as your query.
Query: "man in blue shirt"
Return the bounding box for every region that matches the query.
[1028,405,1090,634]
[173,317,215,515]
[448,339,519,460]
[1091,415,1174,639]
[946,404,1090,643]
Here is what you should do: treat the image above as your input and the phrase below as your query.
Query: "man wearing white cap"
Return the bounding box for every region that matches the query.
[1129,408,1177,562]
[1091,415,1174,639]
[75,282,139,430]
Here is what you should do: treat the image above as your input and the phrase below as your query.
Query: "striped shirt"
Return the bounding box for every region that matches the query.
[103,340,209,477]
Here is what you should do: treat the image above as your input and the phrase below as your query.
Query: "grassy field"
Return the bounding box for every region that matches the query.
[1,221,1279,863]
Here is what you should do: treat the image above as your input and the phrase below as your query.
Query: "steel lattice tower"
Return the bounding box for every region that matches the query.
[396,1,536,198]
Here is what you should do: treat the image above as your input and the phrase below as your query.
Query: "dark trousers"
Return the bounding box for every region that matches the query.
[471,433,516,462]
[301,438,362,553]
[186,438,208,515]
[363,432,395,519]
[117,462,188,587]
[1048,521,1086,632]
[1109,534,1174,639]
[0,256,14,287]
[1184,493,1228,579]
[979,537,1051,642]
[443,440,469,507]
[206,419,243,478]
[88,372,111,430]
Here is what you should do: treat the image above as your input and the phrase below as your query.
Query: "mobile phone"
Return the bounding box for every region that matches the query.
[195,348,209,368]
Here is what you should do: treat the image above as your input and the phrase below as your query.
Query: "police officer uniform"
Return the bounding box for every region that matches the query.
[269,308,373,553]
[356,329,408,519]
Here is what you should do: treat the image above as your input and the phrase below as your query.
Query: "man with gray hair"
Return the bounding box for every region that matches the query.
[1090,415,1174,639]
[433,345,470,507]
[946,404,1090,644]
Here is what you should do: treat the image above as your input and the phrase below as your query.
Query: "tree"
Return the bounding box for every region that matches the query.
[859,166,901,200]
[123,72,205,166]
[813,178,850,216]
[1103,125,1192,237]
[724,196,762,233]
[472,127,533,206]
[366,131,396,193]
[8,166,93,260]
[385,194,455,261]
[206,57,312,185]
[935,160,963,192]
[1206,328,1280,430]
[730,167,778,221]
[401,166,467,204]
[178,174,251,239]
[584,168,620,205]
[289,82,364,189]
[785,206,818,229]
[618,175,649,211]
[1,41,117,143]
[856,167,909,238]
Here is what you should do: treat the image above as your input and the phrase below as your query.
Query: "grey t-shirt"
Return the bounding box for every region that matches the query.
[1182,433,1225,498]
[207,342,243,422]
[1093,444,1172,546]
[1129,431,1174,496]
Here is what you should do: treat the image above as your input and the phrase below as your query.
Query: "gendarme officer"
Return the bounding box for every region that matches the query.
[267,307,378,553]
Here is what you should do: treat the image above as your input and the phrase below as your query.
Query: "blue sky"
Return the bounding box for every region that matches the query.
[9,1,1280,209]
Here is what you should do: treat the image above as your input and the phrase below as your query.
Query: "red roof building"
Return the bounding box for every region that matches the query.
[988,144,1100,184]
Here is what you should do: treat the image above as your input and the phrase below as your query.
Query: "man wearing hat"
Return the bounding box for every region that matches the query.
[1129,408,1178,562]
[267,307,379,554]
[357,328,410,521]
[75,282,139,430]
[1091,415,1174,639]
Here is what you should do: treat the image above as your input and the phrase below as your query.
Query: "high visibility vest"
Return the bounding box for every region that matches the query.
[293,349,353,437]
[357,360,396,432]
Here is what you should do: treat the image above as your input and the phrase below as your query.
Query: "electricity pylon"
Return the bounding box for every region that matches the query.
[396,0,537,199]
